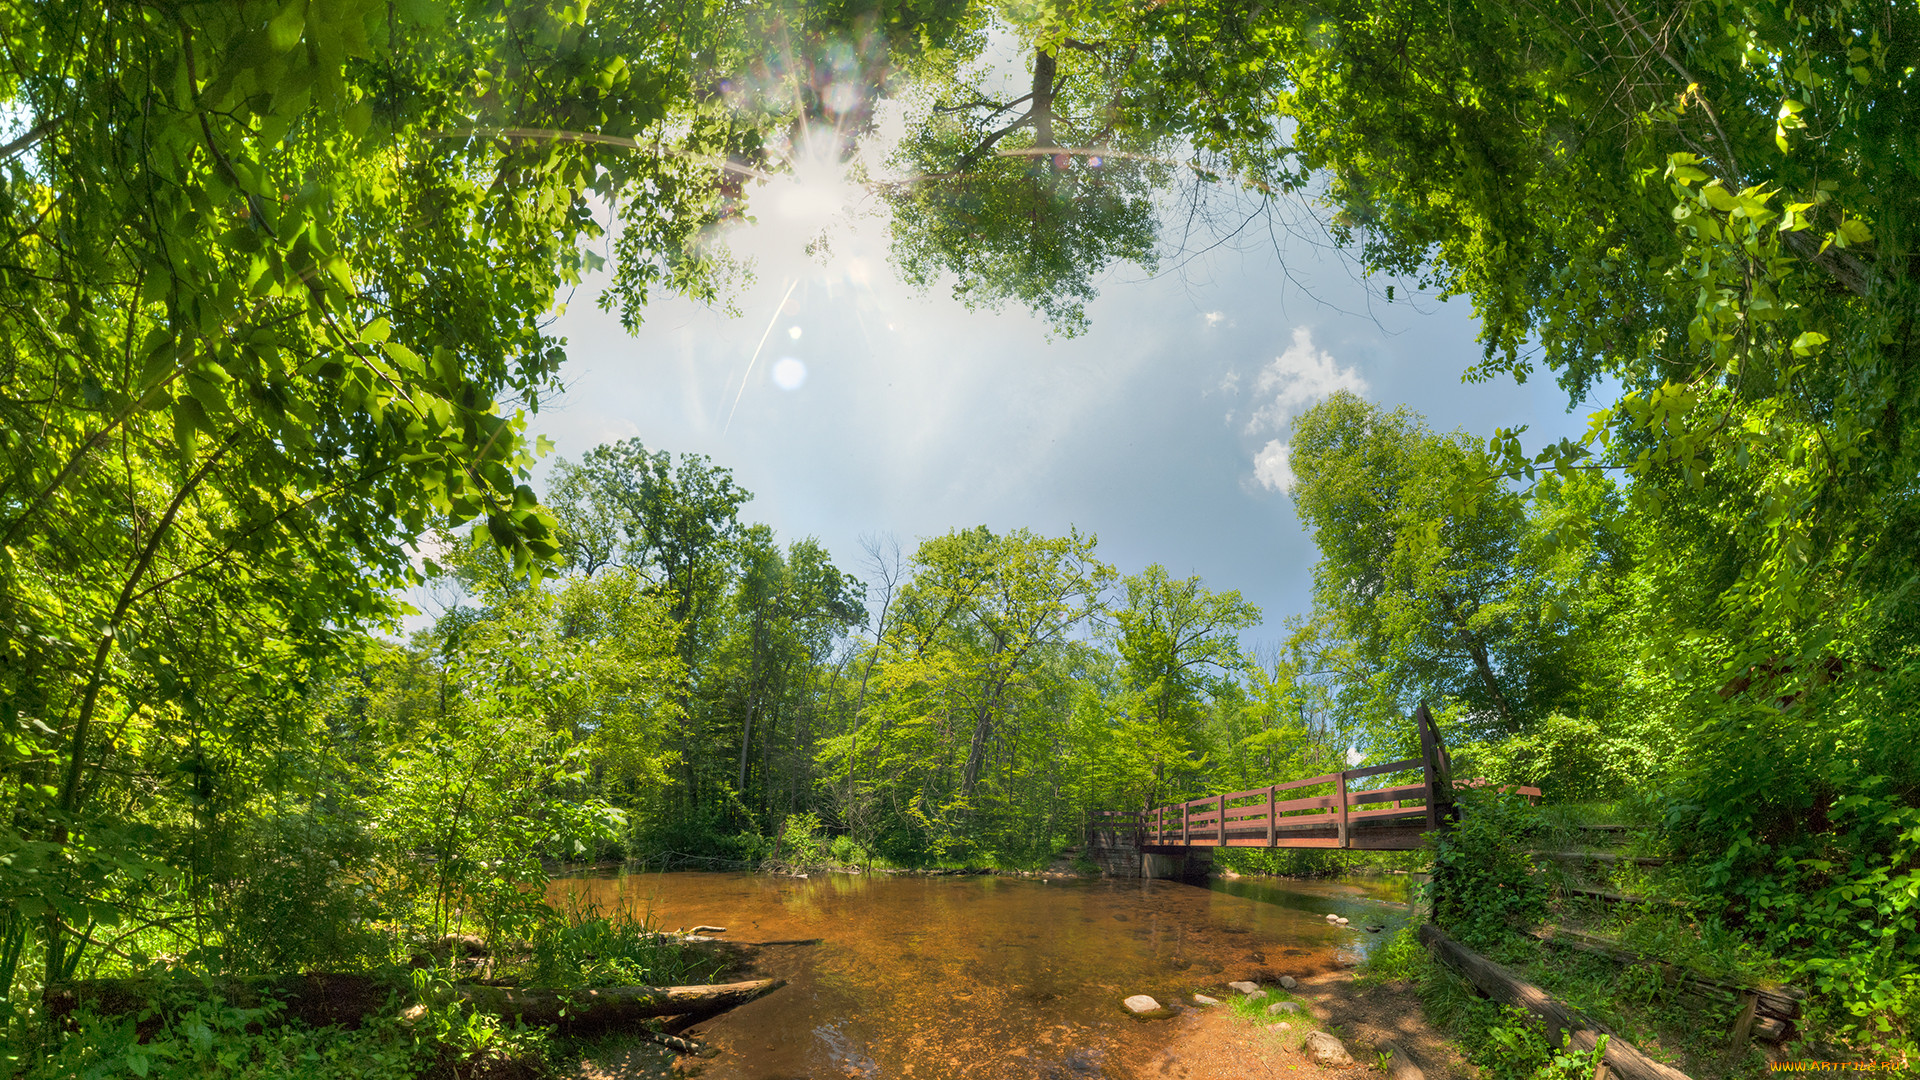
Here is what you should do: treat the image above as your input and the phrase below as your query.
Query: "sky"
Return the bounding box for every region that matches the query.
[507,156,1600,646]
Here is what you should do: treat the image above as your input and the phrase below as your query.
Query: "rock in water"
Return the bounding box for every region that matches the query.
[1278,975,1298,989]
[1267,1001,1300,1015]
[1365,925,1386,933]
[1325,913,1340,923]
[1192,993,1219,1006]
[1305,1031,1355,1067]
[1227,980,1259,994]
[1124,995,1161,1014]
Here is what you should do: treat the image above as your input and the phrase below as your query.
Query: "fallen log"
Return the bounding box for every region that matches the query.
[454,978,782,1028]
[47,973,783,1033]
[1419,925,1693,1080]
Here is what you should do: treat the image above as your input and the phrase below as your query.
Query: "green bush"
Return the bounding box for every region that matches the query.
[1430,787,1549,950]
[528,898,721,989]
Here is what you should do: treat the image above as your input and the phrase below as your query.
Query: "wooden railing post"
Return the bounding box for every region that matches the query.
[1337,772,1350,849]
[1417,703,1442,834]
[1218,793,1227,845]
[1266,785,1276,847]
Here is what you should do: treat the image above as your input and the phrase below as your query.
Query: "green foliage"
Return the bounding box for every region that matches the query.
[1357,926,1429,985]
[1473,1010,1609,1080]
[1431,789,1549,951]
[24,994,445,1080]
[528,900,720,990]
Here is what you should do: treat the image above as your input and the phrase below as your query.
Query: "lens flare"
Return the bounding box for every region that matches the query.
[772,356,807,391]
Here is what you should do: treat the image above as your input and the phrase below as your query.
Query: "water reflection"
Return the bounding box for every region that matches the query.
[551,872,1411,1079]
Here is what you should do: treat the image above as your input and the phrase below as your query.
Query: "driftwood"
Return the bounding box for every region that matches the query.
[46,973,783,1033]
[1420,924,1693,1080]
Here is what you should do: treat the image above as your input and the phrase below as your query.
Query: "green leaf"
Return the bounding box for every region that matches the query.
[268,2,306,51]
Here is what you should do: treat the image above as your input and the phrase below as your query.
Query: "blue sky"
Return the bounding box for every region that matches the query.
[512,158,1600,646]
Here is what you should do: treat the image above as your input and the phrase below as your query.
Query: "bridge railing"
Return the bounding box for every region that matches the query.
[1140,758,1430,848]
[1096,705,1541,851]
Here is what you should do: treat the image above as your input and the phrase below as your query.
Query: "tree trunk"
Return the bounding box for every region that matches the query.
[1031,50,1057,152]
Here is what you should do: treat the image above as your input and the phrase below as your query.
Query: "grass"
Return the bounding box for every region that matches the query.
[1361,918,1776,1080]
[521,896,724,989]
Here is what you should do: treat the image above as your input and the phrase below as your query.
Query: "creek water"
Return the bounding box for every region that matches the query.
[550,870,1414,1079]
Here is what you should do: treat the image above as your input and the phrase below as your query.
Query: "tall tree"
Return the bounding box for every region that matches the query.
[1290,393,1577,741]
[1109,564,1260,800]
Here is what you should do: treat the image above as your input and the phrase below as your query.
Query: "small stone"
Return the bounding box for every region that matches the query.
[1245,989,1269,1002]
[1305,1031,1355,1067]
[1192,993,1219,1006]
[1278,975,1298,989]
[1325,913,1340,923]
[1227,980,1260,994]
[1365,924,1386,933]
[1124,994,1161,1014]
[1267,1021,1293,1032]
[1267,1001,1301,1015]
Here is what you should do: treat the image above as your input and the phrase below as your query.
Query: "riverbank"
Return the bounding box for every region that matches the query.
[1136,968,1470,1080]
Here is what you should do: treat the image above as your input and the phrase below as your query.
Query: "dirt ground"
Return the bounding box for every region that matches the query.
[572,970,1472,1080]
[1135,971,1471,1080]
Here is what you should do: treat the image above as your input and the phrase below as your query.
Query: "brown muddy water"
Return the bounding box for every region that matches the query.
[550,871,1413,1080]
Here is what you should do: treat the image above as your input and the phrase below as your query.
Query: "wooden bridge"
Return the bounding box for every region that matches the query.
[1089,707,1540,867]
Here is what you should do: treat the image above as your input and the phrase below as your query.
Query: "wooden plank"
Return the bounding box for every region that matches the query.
[1272,772,1341,793]
[1337,772,1350,849]
[1348,805,1430,823]
[1729,993,1757,1053]
[1557,884,1690,909]
[1531,851,1670,867]
[1350,783,1430,805]
[1347,831,1431,851]
[1342,758,1425,781]
[1272,794,1339,813]
[1529,929,1802,1020]
[1419,925,1693,1080]
[1418,705,1440,834]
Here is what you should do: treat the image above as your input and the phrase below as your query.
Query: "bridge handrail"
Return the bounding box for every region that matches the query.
[1096,706,1543,852]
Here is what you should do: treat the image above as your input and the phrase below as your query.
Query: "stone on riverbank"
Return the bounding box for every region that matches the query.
[1192,994,1219,1006]
[1124,995,1161,1014]
[1278,975,1297,989]
[1305,1031,1355,1067]
[1245,989,1268,1001]
[1266,1001,1300,1015]
[1227,980,1259,994]
[1268,1021,1292,1032]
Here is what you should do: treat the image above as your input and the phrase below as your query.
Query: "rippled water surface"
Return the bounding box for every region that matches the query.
[551,871,1411,1079]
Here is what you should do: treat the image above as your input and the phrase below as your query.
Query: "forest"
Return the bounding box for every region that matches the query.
[1,0,1915,1075]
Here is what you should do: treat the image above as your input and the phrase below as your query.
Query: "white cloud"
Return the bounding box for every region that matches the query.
[1250,326,1368,431]
[1245,327,1367,492]
[1203,310,1228,327]
[1253,439,1295,492]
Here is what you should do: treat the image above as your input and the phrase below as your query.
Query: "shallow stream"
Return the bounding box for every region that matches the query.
[550,871,1413,1079]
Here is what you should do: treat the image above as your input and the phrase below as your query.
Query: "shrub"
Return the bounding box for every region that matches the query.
[1430,787,1549,949]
